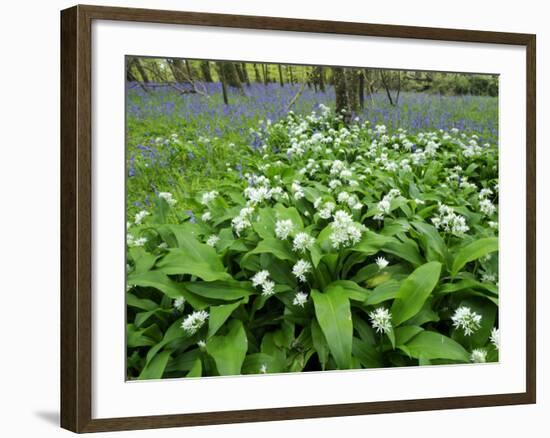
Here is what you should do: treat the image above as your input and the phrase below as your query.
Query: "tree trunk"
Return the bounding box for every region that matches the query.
[222,63,243,92]
[318,67,326,92]
[216,62,229,105]
[167,59,187,83]
[134,59,150,83]
[253,64,262,83]
[240,63,251,86]
[278,65,284,86]
[358,70,365,109]
[200,61,213,82]
[263,64,270,85]
[288,66,295,85]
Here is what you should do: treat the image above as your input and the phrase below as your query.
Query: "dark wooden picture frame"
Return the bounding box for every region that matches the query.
[61,4,536,433]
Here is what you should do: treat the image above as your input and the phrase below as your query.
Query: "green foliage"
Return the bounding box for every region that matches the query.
[126,104,499,379]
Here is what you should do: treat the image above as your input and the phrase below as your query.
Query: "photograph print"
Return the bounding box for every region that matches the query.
[125,57,499,380]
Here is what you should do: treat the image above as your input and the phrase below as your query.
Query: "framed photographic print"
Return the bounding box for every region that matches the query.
[60,4,536,433]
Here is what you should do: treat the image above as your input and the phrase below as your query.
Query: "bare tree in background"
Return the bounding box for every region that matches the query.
[200,61,213,82]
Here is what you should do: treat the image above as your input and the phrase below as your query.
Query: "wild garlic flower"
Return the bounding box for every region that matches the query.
[481,272,496,283]
[451,306,482,336]
[432,203,469,236]
[244,186,272,205]
[181,310,209,335]
[159,192,177,207]
[318,202,336,219]
[292,259,312,283]
[479,198,496,216]
[470,348,487,363]
[275,219,294,240]
[200,190,218,206]
[479,188,493,199]
[197,340,207,349]
[232,207,255,236]
[134,210,149,225]
[291,181,305,200]
[369,307,392,334]
[251,270,270,287]
[293,292,308,307]
[337,192,350,204]
[173,297,186,311]
[127,234,147,247]
[201,211,212,222]
[374,189,400,221]
[292,232,315,253]
[329,210,363,249]
[375,256,389,270]
[490,327,500,350]
[206,235,220,247]
[259,364,268,374]
[261,280,275,297]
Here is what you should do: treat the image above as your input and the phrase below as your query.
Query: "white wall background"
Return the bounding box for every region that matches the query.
[0,0,546,436]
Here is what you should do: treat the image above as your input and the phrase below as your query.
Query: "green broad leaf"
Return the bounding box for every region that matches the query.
[127,324,156,347]
[253,207,276,239]
[436,279,498,296]
[186,357,202,377]
[352,337,382,368]
[145,318,186,364]
[183,280,254,301]
[127,271,184,299]
[382,238,424,267]
[138,350,171,380]
[129,247,158,275]
[391,261,442,326]
[325,280,370,302]
[241,353,284,374]
[165,349,200,373]
[156,237,231,281]
[365,280,400,306]
[404,331,470,362]
[312,286,353,369]
[411,221,448,264]
[395,325,424,345]
[126,292,157,311]
[310,244,323,268]
[244,238,296,263]
[206,320,248,375]
[311,319,329,370]
[351,263,378,283]
[274,204,304,230]
[351,230,395,255]
[451,237,498,276]
[208,301,242,338]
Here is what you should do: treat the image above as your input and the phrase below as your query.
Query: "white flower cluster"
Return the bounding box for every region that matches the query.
[375,256,389,270]
[373,189,401,221]
[369,307,392,334]
[292,259,312,283]
[451,306,482,336]
[232,207,255,236]
[251,270,275,297]
[206,235,220,247]
[292,232,315,253]
[158,191,177,207]
[470,348,487,363]
[134,210,149,225]
[490,327,500,350]
[173,296,186,311]
[275,219,294,240]
[314,198,336,219]
[329,210,364,249]
[291,181,305,200]
[292,291,308,307]
[127,234,147,247]
[431,203,469,236]
[479,198,496,216]
[200,190,218,206]
[337,192,363,211]
[181,310,209,335]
